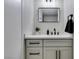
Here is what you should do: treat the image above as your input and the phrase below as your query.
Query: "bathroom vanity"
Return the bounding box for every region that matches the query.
[22,0,74,59]
[24,35,73,59]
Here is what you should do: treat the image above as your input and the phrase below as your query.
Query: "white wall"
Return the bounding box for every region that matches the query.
[34,0,74,35]
[64,0,74,25]
[4,0,22,59]
[34,0,65,35]
[22,0,34,35]
[23,0,74,35]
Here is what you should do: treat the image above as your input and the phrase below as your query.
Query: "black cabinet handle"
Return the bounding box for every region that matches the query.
[29,42,40,45]
[29,53,40,55]
[59,50,61,59]
[56,50,57,59]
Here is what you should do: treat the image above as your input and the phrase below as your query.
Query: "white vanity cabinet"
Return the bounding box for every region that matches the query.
[58,47,72,59]
[44,47,72,59]
[25,39,73,59]
[44,39,73,59]
[26,40,42,47]
[44,47,57,59]
[25,40,42,59]
[26,48,42,59]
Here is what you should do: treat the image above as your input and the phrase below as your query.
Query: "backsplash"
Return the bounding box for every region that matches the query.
[33,0,64,35]
[22,0,74,35]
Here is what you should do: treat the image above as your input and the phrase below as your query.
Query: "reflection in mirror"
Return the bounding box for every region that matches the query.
[38,8,60,22]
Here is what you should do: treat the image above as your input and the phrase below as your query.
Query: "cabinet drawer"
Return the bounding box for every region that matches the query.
[44,40,72,47]
[26,48,42,59]
[26,40,42,47]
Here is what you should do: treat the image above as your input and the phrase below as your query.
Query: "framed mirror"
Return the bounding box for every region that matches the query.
[38,8,60,22]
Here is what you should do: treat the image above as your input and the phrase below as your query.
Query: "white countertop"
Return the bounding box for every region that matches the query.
[25,34,73,39]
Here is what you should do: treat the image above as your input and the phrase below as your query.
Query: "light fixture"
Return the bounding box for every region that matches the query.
[46,0,52,2]
[50,0,51,2]
[46,0,48,2]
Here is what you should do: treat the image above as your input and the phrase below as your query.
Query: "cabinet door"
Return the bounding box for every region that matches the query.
[59,47,73,59]
[44,47,57,59]
[26,48,42,59]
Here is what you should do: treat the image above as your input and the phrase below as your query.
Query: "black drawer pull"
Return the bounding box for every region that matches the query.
[29,53,40,55]
[29,42,40,44]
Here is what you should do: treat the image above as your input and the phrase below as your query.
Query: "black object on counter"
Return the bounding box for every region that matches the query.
[51,32,53,35]
[65,14,74,33]
[54,32,56,35]
[54,28,56,31]
[47,29,49,35]
[57,32,59,35]
[35,27,40,32]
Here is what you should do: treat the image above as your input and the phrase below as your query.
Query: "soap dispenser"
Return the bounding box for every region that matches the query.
[47,29,49,35]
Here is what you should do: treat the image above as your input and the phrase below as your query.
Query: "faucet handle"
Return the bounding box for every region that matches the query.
[54,28,56,31]
[57,32,59,35]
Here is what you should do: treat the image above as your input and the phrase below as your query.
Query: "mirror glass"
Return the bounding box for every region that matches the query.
[38,8,60,22]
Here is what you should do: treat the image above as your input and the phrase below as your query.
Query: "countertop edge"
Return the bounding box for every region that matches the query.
[24,35,73,40]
